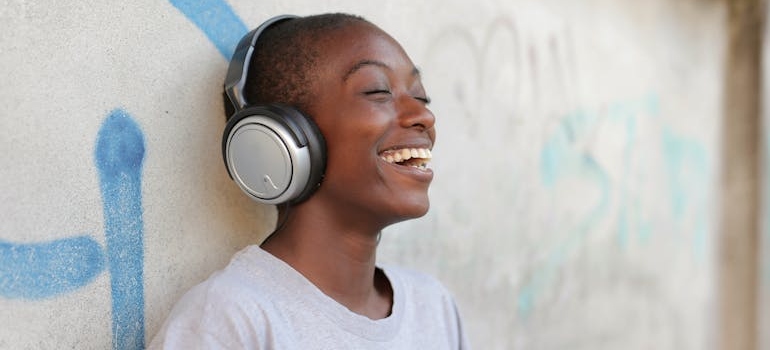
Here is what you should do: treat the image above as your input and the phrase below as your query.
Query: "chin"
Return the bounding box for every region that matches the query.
[412,200,431,218]
[388,197,431,223]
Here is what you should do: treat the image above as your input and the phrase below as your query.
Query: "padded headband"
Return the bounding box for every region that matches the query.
[224,14,299,112]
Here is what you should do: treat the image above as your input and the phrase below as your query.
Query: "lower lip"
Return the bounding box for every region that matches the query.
[381,160,434,182]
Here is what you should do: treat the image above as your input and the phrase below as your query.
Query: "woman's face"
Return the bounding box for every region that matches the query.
[307,21,436,228]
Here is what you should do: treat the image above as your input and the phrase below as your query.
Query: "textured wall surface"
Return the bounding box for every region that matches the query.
[0,0,726,349]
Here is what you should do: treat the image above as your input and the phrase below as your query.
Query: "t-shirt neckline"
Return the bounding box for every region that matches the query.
[239,245,405,342]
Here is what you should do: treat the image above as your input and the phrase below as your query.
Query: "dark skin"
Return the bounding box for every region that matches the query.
[261,21,436,320]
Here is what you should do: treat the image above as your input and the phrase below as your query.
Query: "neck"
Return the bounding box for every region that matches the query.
[260,202,393,319]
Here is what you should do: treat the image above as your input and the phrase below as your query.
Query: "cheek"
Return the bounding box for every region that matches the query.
[323,118,387,156]
[323,129,376,173]
[314,104,392,176]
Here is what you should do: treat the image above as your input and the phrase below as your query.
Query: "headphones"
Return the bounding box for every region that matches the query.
[222,15,327,205]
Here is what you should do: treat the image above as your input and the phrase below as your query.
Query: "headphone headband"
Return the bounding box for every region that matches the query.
[224,14,299,112]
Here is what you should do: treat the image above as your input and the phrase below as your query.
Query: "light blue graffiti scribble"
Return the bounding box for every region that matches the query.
[615,110,637,248]
[0,236,105,299]
[95,109,146,350]
[169,0,248,59]
[522,94,665,316]
[522,93,710,316]
[661,127,709,257]
[520,155,610,316]
[539,116,572,186]
[521,118,611,317]
[608,95,657,247]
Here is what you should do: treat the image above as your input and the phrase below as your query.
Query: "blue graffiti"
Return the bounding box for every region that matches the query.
[169,0,248,59]
[0,236,105,299]
[518,93,711,317]
[96,109,146,350]
[661,127,709,256]
[1,0,244,347]
[519,123,611,316]
[609,95,659,247]
[0,109,146,350]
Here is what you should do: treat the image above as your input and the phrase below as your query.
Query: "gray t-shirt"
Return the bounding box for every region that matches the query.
[149,245,468,349]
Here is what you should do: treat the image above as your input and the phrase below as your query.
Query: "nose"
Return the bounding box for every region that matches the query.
[398,95,436,131]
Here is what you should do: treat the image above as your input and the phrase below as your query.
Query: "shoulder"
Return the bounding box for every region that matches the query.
[170,246,281,313]
[381,264,454,299]
[148,246,286,349]
[381,264,460,318]
[381,265,469,349]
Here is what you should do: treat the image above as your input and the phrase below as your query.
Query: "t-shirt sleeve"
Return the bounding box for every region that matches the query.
[439,284,470,350]
[452,298,471,350]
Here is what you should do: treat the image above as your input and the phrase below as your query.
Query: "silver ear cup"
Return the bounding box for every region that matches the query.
[225,116,312,204]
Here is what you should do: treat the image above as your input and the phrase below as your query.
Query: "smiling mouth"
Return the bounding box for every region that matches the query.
[379,148,432,169]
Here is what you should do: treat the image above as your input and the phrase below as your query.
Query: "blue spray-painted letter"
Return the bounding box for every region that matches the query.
[95,109,146,350]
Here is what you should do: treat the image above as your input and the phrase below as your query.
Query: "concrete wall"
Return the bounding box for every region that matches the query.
[0,0,727,349]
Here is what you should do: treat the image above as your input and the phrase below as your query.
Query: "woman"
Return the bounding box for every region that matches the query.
[150,13,467,349]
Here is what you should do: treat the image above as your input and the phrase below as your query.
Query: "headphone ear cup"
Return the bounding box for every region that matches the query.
[279,105,326,203]
[222,104,326,204]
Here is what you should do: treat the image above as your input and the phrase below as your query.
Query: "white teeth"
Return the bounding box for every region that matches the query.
[379,147,433,166]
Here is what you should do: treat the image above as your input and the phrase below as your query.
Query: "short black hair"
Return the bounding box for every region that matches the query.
[223,13,368,121]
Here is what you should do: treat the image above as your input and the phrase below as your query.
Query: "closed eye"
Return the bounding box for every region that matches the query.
[364,90,393,102]
[365,90,391,96]
[363,90,430,105]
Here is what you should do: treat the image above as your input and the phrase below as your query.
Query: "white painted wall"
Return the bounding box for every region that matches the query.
[0,0,726,349]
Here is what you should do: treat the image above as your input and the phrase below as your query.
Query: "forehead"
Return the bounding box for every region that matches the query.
[313,22,416,77]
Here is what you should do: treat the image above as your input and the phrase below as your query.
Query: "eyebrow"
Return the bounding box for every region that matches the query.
[342,59,422,81]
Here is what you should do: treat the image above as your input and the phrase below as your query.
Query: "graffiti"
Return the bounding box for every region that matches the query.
[0,236,105,299]
[0,2,722,349]
[422,13,713,322]
[661,128,709,256]
[169,0,248,59]
[609,96,662,248]
[517,101,627,316]
[1,0,244,348]
[0,109,146,349]
[515,93,712,316]
[519,127,611,315]
[422,15,579,137]
[96,109,147,350]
